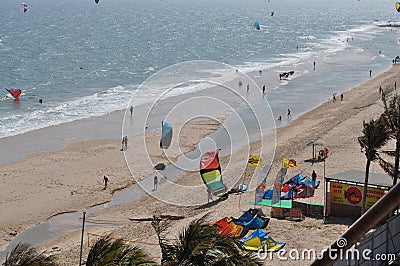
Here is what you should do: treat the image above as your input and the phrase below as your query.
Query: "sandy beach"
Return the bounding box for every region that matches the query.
[1,63,399,265]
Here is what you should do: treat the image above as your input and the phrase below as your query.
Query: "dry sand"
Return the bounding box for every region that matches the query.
[1,64,399,265]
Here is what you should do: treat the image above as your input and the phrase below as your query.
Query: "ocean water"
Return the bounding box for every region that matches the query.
[1,0,400,138]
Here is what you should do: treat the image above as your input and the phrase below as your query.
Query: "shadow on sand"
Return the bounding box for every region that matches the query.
[195,196,228,210]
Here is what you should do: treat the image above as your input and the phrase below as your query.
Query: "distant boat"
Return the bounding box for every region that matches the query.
[254,21,260,30]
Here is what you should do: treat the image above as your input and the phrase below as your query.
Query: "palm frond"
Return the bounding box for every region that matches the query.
[4,243,58,266]
[358,119,388,161]
[155,217,262,266]
[85,236,155,266]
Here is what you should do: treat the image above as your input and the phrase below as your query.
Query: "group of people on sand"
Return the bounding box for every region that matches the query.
[332,93,344,103]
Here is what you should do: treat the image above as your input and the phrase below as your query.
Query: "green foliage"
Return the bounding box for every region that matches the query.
[380,94,400,186]
[3,243,58,266]
[358,118,389,214]
[152,216,262,266]
[85,236,155,266]
[358,118,388,161]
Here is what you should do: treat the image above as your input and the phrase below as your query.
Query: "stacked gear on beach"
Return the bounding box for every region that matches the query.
[263,174,319,200]
[212,209,285,252]
[212,209,270,238]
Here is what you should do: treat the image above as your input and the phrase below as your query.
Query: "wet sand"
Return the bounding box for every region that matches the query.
[1,64,399,265]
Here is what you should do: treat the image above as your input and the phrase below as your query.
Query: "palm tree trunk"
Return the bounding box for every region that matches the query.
[393,141,400,187]
[361,159,371,214]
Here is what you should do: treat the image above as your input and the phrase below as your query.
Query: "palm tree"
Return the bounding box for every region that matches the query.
[3,243,58,266]
[85,236,155,266]
[380,94,400,186]
[151,216,262,266]
[358,118,388,214]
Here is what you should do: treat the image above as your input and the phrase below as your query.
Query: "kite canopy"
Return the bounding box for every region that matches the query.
[240,229,285,252]
[200,150,227,197]
[5,88,21,99]
[95,0,99,3]
[21,3,27,12]
[263,174,319,200]
[396,2,400,12]
[160,121,172,149]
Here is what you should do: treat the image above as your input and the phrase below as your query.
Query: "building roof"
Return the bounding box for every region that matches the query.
[326,170,393,188]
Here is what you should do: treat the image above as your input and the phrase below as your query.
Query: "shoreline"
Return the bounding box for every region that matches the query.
[44,63,400,265]
[0,49,394,166]
[0,62,399,263]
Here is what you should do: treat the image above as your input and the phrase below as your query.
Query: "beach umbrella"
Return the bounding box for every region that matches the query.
[306,139,326,161]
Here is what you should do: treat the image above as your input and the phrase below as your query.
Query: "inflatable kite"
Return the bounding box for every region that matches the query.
[160,121,172,149]
[200,150,227,197]
[5,88,21,99]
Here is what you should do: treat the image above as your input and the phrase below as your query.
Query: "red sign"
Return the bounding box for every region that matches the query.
[345,186,362,205]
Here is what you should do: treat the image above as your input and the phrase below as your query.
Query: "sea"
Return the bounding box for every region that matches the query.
[1,0,400,138]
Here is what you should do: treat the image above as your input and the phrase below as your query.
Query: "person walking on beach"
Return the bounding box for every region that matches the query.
[207,187,213,203]
[369,69,372,78]
[379,86,383,95]
[130,106,133,116]
[153,175,158,191]
[247,84,250,93]
[340,93,343,101]
[262,85,266,95]
[121,136,128,151]
[278,115,282,122]
[103,175,109,190]
[313,61,316,71]
[287,108,291,119]
[332,93,336,103]
[312,170,317,182]
[121,137,125,151]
